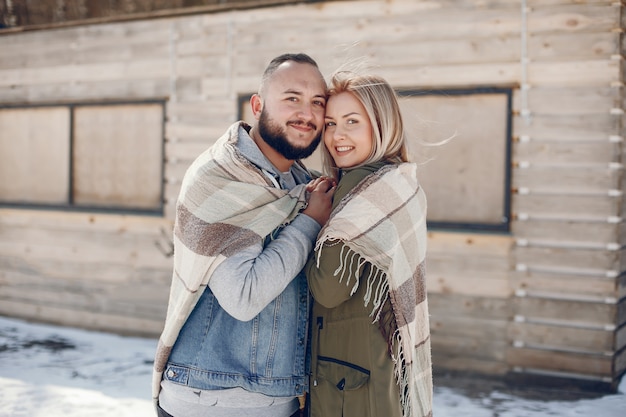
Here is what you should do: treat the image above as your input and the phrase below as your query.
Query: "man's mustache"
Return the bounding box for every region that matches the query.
[287,120,317,130]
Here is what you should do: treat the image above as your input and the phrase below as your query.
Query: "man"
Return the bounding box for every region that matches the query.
[152,53,335,417]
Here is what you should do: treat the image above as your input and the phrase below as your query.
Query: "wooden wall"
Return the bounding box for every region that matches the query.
[0,0,624,389]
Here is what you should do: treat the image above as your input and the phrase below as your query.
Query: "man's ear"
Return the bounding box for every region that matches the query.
[250,94,263,120]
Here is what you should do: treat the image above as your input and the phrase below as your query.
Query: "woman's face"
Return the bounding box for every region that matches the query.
[323,92,373,169]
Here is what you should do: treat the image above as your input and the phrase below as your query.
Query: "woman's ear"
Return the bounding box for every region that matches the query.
[250,94,263,120]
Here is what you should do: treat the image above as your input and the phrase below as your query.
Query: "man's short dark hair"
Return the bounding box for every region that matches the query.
[259,53,320,94]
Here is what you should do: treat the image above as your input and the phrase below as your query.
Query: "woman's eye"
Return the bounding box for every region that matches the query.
[325,121,336,127]
[347,119,358,124]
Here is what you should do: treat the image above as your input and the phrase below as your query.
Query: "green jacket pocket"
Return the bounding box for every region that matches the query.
[317,356,370,391]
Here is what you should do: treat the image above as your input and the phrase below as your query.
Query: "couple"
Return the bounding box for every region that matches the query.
[152,53,433,417]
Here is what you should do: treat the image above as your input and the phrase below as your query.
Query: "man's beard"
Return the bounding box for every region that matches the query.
[258,109,321,160]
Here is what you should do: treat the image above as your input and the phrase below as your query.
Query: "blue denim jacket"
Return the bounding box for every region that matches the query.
[164,270,310,397]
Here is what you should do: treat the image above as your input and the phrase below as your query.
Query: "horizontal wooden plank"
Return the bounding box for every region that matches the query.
[0,249,172,287]
[512,85,620,116]
[429,293,511,320]
[514,113,620,141]
[0,235,172,272]
[175,34,230,57]
[511,218,619,242]
[378,59,619,90]
[431,315,508,341]
[527,59,619,87]
[513,194,620,217]
[432,333,508,362]
[0,78,171,103]
[375,62,521,90]
[0,271,169,318]
[513,141,621,165]
[201,75,241,97]
[427,232,513,256]
[0,38,171,70]
[527,3,620,34]
[426,272,511,298]
[165,139,221,162]
[509,322,615,352]
[0,208,172,235]
[240,37,520,71]
[514,297,617,324]
[166,100,237,123]
[515,246,618,271]
[0,239,172,278]
[355,36,521,67]
[512,165,620,190]
[507,347,613,376]
[0,299,163,338]
[527,0,619,5]
[511,271,618,300]
[528,31,620,62]
[166,122,220,141]
[0,59,173,87]
[0,20,170,57]
[431,354,509,375]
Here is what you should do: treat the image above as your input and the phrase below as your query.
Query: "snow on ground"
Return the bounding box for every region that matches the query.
[0,315,624,417]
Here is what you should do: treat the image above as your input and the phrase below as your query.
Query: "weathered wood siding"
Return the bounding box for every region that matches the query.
[0,0,624,388]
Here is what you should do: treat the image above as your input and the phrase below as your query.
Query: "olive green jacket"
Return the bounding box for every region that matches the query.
[306,162,402,417]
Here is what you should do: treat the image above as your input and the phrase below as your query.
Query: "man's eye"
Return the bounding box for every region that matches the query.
[314,100,326,107]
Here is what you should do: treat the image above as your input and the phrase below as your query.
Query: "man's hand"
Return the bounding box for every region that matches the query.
[302,177,336,225]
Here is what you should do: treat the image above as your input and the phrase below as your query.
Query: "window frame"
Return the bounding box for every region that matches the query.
[396,86,513,233]
[0,99,166,216]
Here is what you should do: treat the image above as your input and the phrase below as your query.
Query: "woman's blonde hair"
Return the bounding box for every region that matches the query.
[322,71,410,179]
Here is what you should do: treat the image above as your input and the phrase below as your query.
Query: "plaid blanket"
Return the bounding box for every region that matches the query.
[151,122,309,401]
[313,163,433,417]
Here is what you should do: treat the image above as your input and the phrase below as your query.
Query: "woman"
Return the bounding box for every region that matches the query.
[305,71,433,417]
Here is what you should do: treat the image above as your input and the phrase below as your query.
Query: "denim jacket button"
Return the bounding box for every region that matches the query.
[166,369,176,378]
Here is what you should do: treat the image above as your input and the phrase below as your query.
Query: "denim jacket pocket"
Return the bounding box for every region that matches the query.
[163,364,190,385]
[317,356,370,391]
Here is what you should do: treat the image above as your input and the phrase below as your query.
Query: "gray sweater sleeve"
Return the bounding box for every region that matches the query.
[208,213,321,321]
